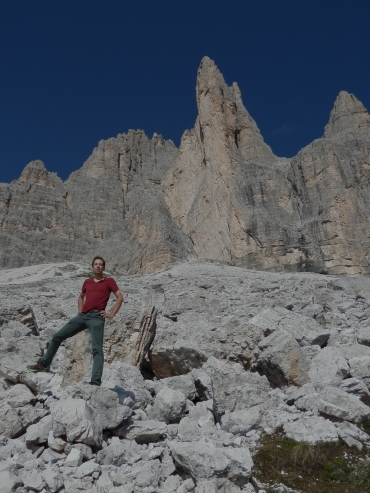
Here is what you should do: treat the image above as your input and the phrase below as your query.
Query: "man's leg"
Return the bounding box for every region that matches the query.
[41,313,87,368]
[87,313,105,386]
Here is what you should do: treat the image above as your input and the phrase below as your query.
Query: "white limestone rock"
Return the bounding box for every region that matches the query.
[42,466,64,493]
[150,388,187,424]
[51,398,103,447]
[221,406,261,436]
[169,440,253,485]
[102,361,153,410]
[177,400,219,442]
[25,414,52,445]
[66,384,133,430]
[308,346,350,389]
[295,386,370,423]
[96,438,141,466]
[255,331,320,387]
[250,308,329,346]
[203,357,270,420]
[0,470,22,493]
[340,377,369,397]
[65,447,83,467]
[114,419,167,443]
[283,415,338,443]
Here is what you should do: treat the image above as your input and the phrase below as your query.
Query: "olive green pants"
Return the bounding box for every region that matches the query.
[41,312,105,386]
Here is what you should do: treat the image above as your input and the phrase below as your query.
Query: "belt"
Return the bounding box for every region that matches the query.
[86,309,101,313]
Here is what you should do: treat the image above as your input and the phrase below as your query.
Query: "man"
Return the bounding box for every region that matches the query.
[27,256,124,386]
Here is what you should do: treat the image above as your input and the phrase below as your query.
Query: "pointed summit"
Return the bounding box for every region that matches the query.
[195,56,275,163]
[324,91,370,138]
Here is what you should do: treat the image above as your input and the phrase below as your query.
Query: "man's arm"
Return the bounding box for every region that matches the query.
[78,291,85,313]
[101,290,124,319]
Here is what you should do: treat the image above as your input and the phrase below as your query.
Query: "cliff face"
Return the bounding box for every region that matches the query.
[164,58,370,275]
[0,131,194,272]
[1,57,370,275]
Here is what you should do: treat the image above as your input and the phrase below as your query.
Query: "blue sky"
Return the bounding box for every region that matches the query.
[1,0,369,183]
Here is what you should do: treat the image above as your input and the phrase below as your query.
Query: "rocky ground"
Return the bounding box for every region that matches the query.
[1,260,370,492]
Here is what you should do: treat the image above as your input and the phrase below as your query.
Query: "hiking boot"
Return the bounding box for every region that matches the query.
[27,359,50,373]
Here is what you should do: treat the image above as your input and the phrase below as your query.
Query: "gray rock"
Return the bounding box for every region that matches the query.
[250,308,329,346]
[19,469,45,491]
[97,438,141,466]
[255,331,320,387]
[156,373,198,401]
[295,386,370,423]
[340,377,369,397]
[357,327,370,346]
[203,357,270,420]
[129,459,162,488]
[65,447,83,467]
[114,419,167,443]
[42,466,64,493]
[0,470,22,493]
[221,406,261,436]
[283,415,338,444]
[151,388,187,424]
[51,398,103,447]
[66,384,133,430]
[47,430,67,452]
[177,400,219,442]
[336,421,370,450]
[73,459,101,478]
[348,354,370,389]
[308,346,350,389]
[102,362,153,410]
[25,414,52,445]
[169,440,253,485]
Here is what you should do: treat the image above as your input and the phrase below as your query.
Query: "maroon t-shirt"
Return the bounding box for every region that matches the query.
[81,277,119,312]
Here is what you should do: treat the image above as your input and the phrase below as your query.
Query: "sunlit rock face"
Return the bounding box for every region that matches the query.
[164,57,370,275]
[0,132,194,273]
[1,57,370,275]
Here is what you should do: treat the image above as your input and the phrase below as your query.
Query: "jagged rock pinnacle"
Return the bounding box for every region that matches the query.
[324,90,370,137]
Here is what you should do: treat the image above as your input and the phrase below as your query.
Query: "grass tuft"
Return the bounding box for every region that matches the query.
[252,433,370,493]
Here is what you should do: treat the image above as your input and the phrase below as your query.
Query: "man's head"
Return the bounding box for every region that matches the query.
[92,256,105,275]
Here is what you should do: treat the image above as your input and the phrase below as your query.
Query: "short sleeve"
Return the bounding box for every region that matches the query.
[109,278,119,292]
[82,280,88,293]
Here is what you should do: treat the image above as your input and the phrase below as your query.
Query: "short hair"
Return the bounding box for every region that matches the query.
[92,256,106,268]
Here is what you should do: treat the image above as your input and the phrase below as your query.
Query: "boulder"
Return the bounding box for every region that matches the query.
[283,415,338,443]
[203,357,270,420]
[308,346,350,389]
[177,400,219,442]
[255,331,320,387]
[169,440,253,485]
[66,384,133,429]
[295,386,370,423]
[249,308,329,346]
[97,438,141,466]
[102,362,153,410]
[25,414,52,445]
[113,419,167,443]
[151,388,187,424]
[220,406,261,436]
[51,398,103,447]
[340,377,369,397]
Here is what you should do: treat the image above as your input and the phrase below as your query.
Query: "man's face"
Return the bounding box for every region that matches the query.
[92,259,105,275]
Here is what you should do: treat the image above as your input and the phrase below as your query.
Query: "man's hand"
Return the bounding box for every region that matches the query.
[100,310,114,319]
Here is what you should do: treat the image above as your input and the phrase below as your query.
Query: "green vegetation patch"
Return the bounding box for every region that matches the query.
[252,433,370,493]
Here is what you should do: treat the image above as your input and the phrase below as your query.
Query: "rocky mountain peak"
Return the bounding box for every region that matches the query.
[324,90,370,138]
[195,57,274,163]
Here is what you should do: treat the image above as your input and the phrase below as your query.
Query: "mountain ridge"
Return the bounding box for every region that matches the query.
[1,56,370,276]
